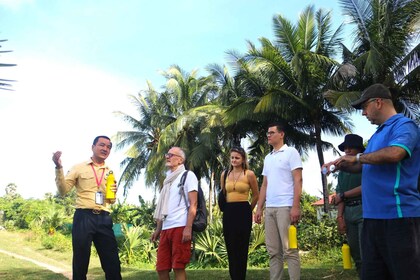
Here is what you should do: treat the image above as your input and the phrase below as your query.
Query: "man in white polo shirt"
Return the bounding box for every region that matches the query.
[255,122,303,280]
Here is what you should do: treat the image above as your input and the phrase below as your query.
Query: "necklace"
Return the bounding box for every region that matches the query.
[232,170,242,191]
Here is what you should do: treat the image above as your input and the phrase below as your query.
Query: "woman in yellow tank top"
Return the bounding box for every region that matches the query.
[220,146,259,280]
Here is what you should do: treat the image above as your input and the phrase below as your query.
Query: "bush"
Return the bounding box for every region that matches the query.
[119,224,156,265]
[248,246,269,268]
[41,232,72,251]
[3,220,16,231]
[298,216,342,252]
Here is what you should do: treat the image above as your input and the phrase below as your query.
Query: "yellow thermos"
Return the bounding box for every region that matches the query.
[342,242,352,269]
[288,225,297,249]
[105,171,116,199]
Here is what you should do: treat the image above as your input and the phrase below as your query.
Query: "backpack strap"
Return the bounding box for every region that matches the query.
[178,170,190,210]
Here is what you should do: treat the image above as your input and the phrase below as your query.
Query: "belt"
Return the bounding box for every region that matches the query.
[76,208,110,215]
[345,200,362,207]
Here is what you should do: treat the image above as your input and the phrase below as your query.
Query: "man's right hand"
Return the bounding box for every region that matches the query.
[150,230,160,242]
[255,209,263,224]
[52,151,62,169]
[337,217,346,234]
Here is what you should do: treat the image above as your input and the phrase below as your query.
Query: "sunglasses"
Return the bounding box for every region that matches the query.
[165,153,183,159]
[231,146,245,154]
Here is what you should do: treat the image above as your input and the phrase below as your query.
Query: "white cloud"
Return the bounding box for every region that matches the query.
[0,55,149,204]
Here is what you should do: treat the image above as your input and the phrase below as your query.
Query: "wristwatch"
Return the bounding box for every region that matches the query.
[339,192,345,201]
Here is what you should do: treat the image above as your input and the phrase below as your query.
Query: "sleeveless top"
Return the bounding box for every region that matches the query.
[226,170,251,202]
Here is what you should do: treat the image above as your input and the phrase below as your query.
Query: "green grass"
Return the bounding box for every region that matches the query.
[0,230,359,279]
[0,253,69,280]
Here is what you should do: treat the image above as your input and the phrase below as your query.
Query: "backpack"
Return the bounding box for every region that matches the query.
[179,171,207,232]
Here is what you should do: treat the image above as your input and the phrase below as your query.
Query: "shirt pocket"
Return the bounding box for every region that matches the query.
[78,172,96,190]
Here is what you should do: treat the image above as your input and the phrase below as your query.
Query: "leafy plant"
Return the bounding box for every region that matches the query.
[248,223,265,255]
[41,231,72,251]
[111,197,156,230]
[298,216,341,251]
[119,224,156,265]
[193,220,227,268]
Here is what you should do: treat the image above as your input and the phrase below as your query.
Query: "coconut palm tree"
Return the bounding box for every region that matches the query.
[115,65,221,201]
[325,0,420,124]
[225,6,353,211]
[114,81,173,196]
[156,65,230,219]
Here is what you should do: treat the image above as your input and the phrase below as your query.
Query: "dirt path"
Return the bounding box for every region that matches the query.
[0,248,72,279]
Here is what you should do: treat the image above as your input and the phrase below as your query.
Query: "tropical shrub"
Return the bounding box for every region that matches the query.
[248,223,268,268]
[193,219,227,268]
[119,224,157,266]
[111,196,156,230]
[41,231,72,251]
[298,216,341,252]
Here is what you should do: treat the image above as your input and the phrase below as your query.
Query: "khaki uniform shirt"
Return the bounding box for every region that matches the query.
[55,159,114,212]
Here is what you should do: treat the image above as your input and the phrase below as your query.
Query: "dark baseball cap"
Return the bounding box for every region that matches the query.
[351,83,392,109]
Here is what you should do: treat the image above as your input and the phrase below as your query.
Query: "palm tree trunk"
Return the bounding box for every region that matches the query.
[208,171,214,222]
[314,125,329,213]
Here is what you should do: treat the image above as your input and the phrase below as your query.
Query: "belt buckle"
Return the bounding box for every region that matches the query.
[92,209,101,215]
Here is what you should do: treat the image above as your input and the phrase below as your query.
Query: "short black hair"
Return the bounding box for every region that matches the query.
[93,135,112,147]
[268,121,286,133]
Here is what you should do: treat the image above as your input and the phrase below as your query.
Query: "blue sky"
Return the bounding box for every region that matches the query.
[0,0,376,204]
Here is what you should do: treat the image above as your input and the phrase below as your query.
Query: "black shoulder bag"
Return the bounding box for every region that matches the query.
[217,169,229,212]
[179,171,207,232]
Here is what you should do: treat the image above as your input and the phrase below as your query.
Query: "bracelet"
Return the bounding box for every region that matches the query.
[356,153,363,163]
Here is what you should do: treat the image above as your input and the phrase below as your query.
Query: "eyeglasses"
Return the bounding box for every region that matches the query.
[165,153,182,159]
[266,131,277,136]
[361,98,377,110]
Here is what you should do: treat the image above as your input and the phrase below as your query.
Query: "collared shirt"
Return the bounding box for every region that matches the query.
[336,171,362,203]
[362,114,420,219]
[55,159,113,211]
[262,144,303,207]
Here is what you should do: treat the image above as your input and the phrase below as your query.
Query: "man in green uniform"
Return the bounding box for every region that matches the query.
[333,134,364,277]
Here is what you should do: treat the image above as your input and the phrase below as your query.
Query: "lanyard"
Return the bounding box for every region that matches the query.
[90,163,105,189]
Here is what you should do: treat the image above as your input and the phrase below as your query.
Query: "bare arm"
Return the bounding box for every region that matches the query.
[290,168,302,224]
[325,158,362,174]
[247,170,259,211]
[183,190,197,242]
[151,219,163,242]
[333,146,408,174]
[255,176,267,224]
[358,146,407,164]
[336,202,346,234]
[220,171,226,191]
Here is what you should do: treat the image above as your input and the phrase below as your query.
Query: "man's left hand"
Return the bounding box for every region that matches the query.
[182,226,192,243]
[290,206,301,224]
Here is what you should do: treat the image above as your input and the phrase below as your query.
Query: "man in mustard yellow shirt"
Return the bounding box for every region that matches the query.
[52,135,121,280]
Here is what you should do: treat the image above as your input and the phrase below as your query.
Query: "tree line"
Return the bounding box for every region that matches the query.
[114,1,419,212]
